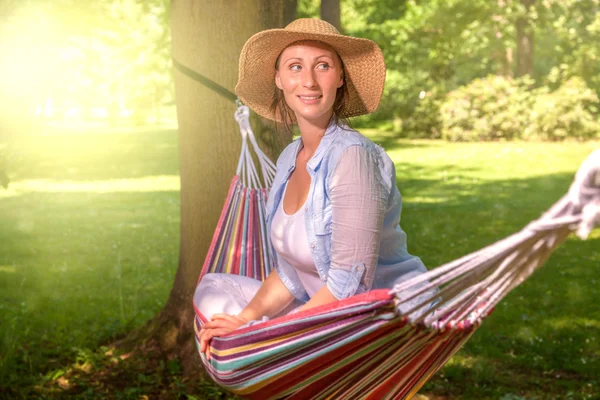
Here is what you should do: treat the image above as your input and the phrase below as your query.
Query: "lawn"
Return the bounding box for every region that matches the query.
[0,127,598,399]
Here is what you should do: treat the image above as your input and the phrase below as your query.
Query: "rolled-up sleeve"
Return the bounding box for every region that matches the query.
[326,145,389,300]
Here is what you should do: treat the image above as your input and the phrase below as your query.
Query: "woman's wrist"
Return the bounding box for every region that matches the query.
[237,309,257,323]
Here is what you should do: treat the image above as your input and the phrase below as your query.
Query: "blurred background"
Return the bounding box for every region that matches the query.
[0,1,598,399]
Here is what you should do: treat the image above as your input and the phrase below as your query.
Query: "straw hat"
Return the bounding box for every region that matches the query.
[234,18,386,123]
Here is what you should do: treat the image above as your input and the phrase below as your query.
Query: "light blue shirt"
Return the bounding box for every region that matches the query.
[265,118,427,302]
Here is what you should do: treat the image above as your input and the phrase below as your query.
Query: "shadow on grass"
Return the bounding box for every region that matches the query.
[422,310,599,399]
[0,130,598,399]
[0,190,181,398]
[399,167,579,266]
[6,130,179,181]
[397,169,599,398]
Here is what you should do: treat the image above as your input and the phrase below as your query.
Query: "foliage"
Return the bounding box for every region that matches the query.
[526,77,600,141]
[440,75,535,141]
[342,0,512,122]
[536,0,600,93]
[401,85,446,139]
[3,0,600,137]
[297,0,319,19]
[338,0,600,140]
[0,0,173,126]
[439,75,600,142]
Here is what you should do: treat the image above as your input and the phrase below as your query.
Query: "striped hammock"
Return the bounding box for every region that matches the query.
[193,105,600,399]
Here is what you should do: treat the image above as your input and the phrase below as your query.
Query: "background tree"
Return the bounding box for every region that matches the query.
[284,0,298,25]
[138,0,289,374]
[516,0,535,77]
[321,0,341,31]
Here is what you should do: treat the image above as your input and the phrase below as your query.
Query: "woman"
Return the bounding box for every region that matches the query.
[195,18,431,360]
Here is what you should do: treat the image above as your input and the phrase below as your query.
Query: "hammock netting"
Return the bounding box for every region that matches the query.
[193,105,600,400]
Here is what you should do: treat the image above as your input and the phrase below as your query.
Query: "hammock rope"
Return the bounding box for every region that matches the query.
[193,97,600,398]
[234,105,276,190]
[172,57,238,103]
[390,154,600,330]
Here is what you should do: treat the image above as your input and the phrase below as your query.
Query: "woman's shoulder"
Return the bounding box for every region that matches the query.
[331,123,383,156]
[275,138,302,167]
[330,123,397,180]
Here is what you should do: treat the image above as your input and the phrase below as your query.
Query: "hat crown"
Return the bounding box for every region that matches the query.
[284,18,340,35]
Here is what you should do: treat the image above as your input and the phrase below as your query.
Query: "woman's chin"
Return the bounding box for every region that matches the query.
[292,107,333,124]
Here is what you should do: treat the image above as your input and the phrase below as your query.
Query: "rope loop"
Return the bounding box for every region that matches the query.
[567,149,600,238]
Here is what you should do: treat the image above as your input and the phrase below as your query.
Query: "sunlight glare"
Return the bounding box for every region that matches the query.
[3,176,180,195]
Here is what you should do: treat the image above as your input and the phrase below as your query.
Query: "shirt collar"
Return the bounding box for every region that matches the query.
[288,117,341,173]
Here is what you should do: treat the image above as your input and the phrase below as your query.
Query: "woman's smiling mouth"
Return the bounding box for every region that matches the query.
[297,94,323,104]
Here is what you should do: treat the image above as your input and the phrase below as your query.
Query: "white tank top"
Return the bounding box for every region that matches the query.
[270,181,323,297]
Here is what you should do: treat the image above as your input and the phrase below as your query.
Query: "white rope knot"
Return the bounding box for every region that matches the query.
[232,104,276,190]
[234,104,250,122]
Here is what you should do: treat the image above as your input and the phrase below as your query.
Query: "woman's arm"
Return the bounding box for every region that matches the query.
[292,145,388,311]
[326,145,389,299]
[294,285,338,313]
[199,269,295,359]
[238,268,296,321]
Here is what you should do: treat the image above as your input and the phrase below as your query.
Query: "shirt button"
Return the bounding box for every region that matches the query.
[357,265,364,272]
[311,242,316,248]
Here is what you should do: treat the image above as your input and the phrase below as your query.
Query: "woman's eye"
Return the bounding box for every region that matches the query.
[289,63,329,71]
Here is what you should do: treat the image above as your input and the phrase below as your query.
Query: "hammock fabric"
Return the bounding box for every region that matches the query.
[193,105,600,400]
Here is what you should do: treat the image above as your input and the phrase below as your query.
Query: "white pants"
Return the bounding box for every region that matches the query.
[194,273,305,322]
[194,272,438,323]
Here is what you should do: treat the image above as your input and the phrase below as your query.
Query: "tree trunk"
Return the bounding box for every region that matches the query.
[320,0,341,32]
[494,46,513,77]
[516,0,534,77]
[117,0,288,377]
[284,0,297,25]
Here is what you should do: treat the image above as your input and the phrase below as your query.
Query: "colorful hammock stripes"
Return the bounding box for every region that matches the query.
[194,105,600,399]
[193,289,476,399]
[198,106,275,284]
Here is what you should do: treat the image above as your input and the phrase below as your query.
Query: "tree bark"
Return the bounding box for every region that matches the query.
[516,0,534,77]
[117,0,288,376]
[320,0,341,32]
[493,46,513,77]
[284,0,297,26]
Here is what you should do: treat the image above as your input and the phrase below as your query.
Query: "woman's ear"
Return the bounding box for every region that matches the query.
[275,72,282,90]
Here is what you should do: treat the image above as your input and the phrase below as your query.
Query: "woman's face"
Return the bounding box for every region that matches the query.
[275,40,344,126]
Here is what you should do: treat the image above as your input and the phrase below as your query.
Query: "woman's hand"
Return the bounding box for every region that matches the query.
[199,314,248,361]
[198,270,295,361]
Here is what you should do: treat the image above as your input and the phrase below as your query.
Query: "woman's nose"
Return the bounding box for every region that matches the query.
[301,69,318,89]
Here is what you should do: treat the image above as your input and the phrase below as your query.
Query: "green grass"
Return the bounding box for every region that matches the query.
[365,130,600,400]
[0,127,599,399]
[0,130,182,398]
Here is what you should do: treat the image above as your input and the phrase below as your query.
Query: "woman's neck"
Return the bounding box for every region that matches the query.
[296,112,334,160]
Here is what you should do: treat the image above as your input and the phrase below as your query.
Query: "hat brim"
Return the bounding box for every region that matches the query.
[235,29,386,123]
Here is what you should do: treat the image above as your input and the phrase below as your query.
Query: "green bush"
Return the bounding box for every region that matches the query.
[525,77,600,141]
[359,69,433,127]
[402,87,445,139]
[440,75,535,141]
